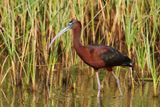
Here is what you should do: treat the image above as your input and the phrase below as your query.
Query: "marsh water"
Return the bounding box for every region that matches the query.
[0,70,160,107]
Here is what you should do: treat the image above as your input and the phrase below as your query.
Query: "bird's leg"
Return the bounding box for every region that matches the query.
[96,72,101,97]
[96,72,101,90]
[112,72,123,96]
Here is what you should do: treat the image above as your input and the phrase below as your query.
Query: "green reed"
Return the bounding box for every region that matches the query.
[146,0,159,96]
[0,0,17,85]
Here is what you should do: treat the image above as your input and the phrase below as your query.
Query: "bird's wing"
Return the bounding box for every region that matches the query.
[100,46,131,67]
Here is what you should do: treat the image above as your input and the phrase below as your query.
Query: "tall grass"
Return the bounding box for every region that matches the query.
[0,0,159,96]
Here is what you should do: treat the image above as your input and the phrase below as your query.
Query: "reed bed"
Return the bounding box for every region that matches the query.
[0,0,160,96]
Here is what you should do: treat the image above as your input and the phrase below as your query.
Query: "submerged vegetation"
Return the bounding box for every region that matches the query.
[0,0,160,96]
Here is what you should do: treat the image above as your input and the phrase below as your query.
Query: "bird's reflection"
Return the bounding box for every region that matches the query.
[97,91,123,107]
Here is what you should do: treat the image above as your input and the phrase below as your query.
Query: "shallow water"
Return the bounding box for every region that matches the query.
[0,71,160,107]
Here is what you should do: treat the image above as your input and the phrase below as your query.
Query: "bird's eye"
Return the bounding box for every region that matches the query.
[68,20,74,25]
[68,20,74,27]
[69,20,73,24]
[68,21,72,25]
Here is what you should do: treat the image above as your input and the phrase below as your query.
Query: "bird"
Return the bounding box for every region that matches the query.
[49,19,133,96]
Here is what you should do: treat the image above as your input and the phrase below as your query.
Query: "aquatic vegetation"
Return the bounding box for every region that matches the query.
[0,0,159,97]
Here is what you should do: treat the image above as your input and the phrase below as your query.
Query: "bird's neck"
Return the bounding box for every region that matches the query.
[72,28,83,51]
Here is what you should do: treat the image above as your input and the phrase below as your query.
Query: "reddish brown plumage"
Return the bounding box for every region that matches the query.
[74,45,107,69]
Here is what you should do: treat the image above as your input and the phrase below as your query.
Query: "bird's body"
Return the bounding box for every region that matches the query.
[74,44,132,70]
[71,20,132,70]
[49,19,133,96]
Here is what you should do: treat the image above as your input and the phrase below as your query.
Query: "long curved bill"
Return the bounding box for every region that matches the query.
[49,25,71,48]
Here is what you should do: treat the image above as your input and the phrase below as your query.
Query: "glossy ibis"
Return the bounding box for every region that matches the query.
[49,19,133,96]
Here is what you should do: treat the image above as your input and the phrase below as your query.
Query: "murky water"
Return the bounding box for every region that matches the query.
[0,71,160,107]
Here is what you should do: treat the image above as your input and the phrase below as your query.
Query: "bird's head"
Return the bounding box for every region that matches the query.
[49,19,81,48]
[68,19,82,30]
